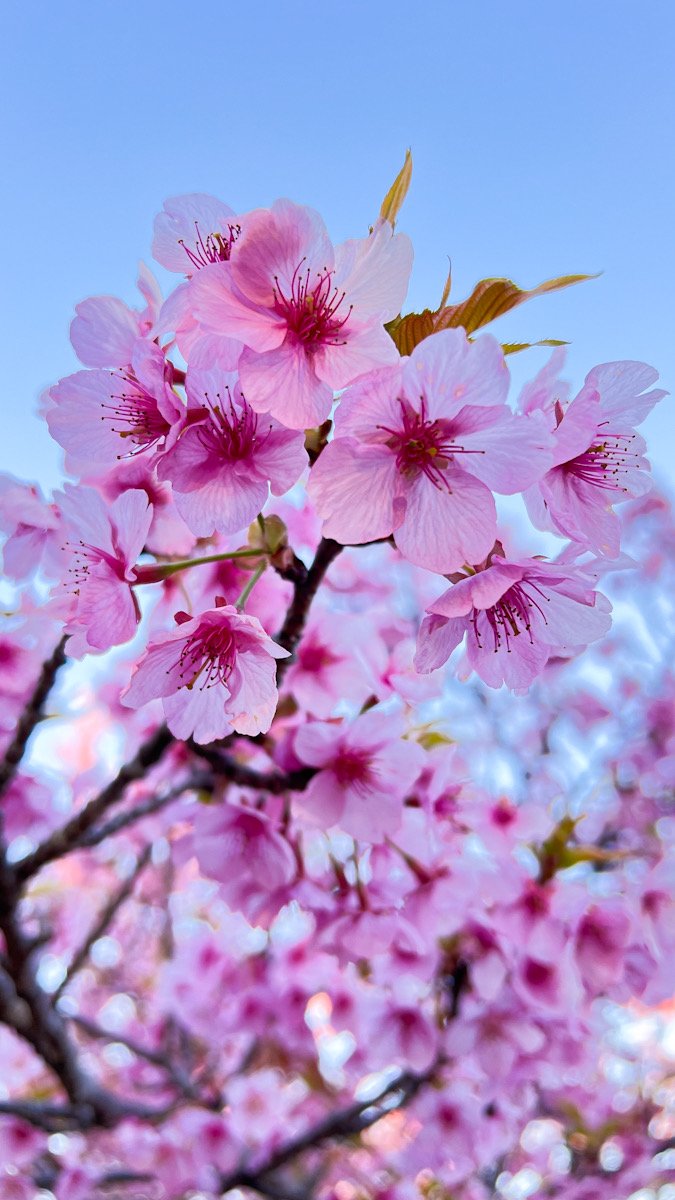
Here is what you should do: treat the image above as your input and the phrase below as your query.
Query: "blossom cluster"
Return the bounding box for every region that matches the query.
[0,164,672,1199]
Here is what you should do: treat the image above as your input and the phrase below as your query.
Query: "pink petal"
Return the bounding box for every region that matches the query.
[308,438,401,544]
[239,340,333,429]
[394,469,496,573]
[403,329,510,420]
[70,297,138,367]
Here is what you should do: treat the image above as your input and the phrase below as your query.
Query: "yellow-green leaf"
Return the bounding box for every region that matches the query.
[386,309,435,355]
[501,338,569,356]
[380,149,413,226]
[434,273,598,337]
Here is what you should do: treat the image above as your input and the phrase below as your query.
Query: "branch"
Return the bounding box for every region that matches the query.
[0,1099,98,1133]
[189,746,315,795]
[53,845,153,1003]
[75,771,214,849]
[15,724,174,882]
[70,1014,213,1104]
[0,635,67,799]
[275,537,343,682]
[219,1062,439,1197]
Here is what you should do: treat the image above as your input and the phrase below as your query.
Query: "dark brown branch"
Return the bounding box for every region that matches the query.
[189,745,315,795]
[70,1014,212,1104]
[53,845,153,1002]
[219,1062,438,1197]
[75,771,214,849]
[0,1099,96,1133]
[0,636,67,800]
[15,724,174,882]
[275,537,343,682]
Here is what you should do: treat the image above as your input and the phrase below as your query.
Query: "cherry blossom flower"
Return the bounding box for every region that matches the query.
[294,711,424,841]
[157,365,307,536]
[282,610,388,717]
[415,552,612,689]
[0,475,65,580]
[191,801,297,895]
[48,341,186,465]
[523,360,667,557]
[308,328,554,572]
[70,262,162,368]
[152,192,242,275]
[121,602,289,741]
[56,485,152,654]
[189,199,413,429]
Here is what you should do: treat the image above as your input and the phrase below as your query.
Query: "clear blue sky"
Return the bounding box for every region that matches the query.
[2,0,673,490]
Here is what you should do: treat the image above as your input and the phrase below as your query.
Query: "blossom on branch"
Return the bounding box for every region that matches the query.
[308,328,554,572]
[189,199,413,429]
[121,602,290,741]
[157,365,307,537]
[414,551,612,689]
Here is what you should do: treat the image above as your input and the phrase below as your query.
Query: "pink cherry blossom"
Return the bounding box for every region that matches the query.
[70,262,162,368]
[56,484,152,654]
[0,475,65,580]
[282,610,388,717]
[189,200,413,429]
[308,328,554,573]
[524,360,667,557]
[48,341,185,465]
[157,365,307,536]
[294,711,424,841]
[121,602,290,741]
[191,801,297,895]
[415,552,612,689]
[152,192,241,274]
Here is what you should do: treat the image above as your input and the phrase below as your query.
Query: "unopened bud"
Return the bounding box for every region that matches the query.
[248,514,288,555]
[304,419,333,465]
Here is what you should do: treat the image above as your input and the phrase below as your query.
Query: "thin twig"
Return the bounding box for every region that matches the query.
[0,635,67,799]
[76,771,214,848]
[53,845,153,1002]
[15,724,174,882]
[188,745,315,795]
[219,1062,439,1197]
[275,537,343,682]
[70,1014,212,1104]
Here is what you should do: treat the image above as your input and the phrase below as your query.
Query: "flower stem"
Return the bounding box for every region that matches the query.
[133,549,264,585]
[235,561,267,611]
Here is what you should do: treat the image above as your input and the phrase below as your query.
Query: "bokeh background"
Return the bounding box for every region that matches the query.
[2,0,673,492]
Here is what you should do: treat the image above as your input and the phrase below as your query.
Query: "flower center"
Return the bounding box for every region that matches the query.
[333,747,373,792]
[379,400,483,490]
[64,538,127,595]
[563,428,640,493]
[273,260,352,352]
[101,370,172,456]
[195,387,268,462]
[297,638,340,673]
[472,581,550,653]
[178,626,237,691]
[178,221,241,271]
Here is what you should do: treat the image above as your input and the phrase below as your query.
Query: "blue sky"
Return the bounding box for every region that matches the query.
[2,0,673,491]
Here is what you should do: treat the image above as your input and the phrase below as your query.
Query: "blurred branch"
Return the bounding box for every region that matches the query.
[71,1014,215,1105]
[75,771,214,848]
[189,745,315,795]
[15,724,174,882]
[53,845,153,1002]
[0,635,67,800]
[219,1061,440,1198]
